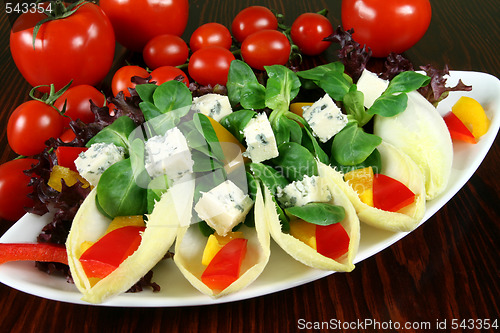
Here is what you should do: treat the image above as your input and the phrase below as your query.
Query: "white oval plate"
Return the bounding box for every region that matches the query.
[0,71,498,307]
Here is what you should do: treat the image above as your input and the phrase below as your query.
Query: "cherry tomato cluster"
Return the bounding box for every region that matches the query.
[109,6,336,95]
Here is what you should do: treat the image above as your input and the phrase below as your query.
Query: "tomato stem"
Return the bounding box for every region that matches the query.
[31,0,89,50]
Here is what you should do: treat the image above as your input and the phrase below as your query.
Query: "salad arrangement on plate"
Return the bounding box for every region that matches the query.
[0,1,495,304]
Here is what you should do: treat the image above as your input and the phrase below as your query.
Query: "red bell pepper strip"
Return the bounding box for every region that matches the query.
[315,223,350,260]
[373,174,416,212]
[201,238,248,291]
[79,226,145,279]
[55,146,88,172]
[0,243,68,265]
[443,112,477,144]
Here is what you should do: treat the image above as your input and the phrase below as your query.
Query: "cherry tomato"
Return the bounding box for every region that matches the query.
[143,34,189,70]
[54,85,105,128]
[188,46,236,86]
[150,66,189,87]
[0,158,38,221]
[291,13,334,56]
[111,66,150,97]
[10,2,115,93]
[341,0,432,57]
[231,6,278,43]
[100,0,189,52]
[7,101,64,156]
[241,30,291,70]
[190,23,233,52]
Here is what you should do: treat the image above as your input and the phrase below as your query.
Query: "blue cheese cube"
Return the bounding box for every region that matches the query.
[243,113,279,163]
[144,127,194,182]
[302,94,348,143]
[191,93,233,122]
[276,175,332,208]
[356,69,389,108]
[194,180,254,236]
[74,143,126,187]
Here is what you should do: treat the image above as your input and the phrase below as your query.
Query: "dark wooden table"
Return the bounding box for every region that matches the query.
[0,0,499,332]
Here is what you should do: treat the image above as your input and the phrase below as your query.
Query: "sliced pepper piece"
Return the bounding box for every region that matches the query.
[47,165,90,192]
[443,111,477,144]
[373,174,415,212]
[0,243,68,265]
[316,223,350,261]
[201,231,244,266]
[344,167,374,207]
[79,225,146,279]
[207,116,248,170]
[201,238,247,291]
[289,219,317,249]
[451,96,490,139]
[55,146,88,172]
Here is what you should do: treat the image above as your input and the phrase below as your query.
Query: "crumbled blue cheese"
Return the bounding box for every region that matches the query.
[74,143,126,187]
[302,94,348,143]
[144,127,194,182]
[356,69,389,108]
[191,93,233,122]
[276,175,332,208]
[194,180,254,236]
[242,113,279,163]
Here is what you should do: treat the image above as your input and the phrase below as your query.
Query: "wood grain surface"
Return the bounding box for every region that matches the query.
[0,0,499,332]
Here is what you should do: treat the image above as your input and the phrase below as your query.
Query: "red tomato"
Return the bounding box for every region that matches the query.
[341,0,432,57]
[79,226,146,278]
[190,23,233,52]
[231,6,278,43]
[55,147,88,172]
[0,158,38,221]
[143,34,189,70]
[316,223,350,260]
[291,13,334,56]
[100,0,189,52]
[201,238,247,290]
[373,174,416,212]
[111,66,150,97]
[54,85,105,128]
[241,30,291,70]
[443,112,477,144]
[150,66,189,87]
[10,2,115,93]
[188,46,236,86]
[7,101,64,156]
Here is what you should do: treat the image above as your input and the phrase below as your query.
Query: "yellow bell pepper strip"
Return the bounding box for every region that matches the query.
[344,167,374,207]
[79,226,146,279]
[201,238,248,291]
[207,116,249,170]
[443,111,477,143]
[289,219,317,249]
[47,165,90,192]
[0,243,68,265]
[451,96,490,139]
[289,102,313,117]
